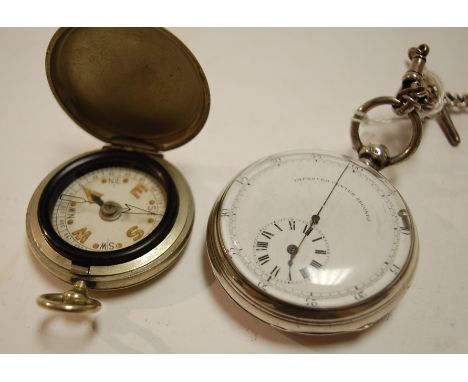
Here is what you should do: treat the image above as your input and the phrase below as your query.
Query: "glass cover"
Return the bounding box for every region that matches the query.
[218,151,414,309]
[51,166,167,252]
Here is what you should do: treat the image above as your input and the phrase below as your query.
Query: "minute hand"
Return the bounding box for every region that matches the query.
[288,163,350,278]
[314,163,350,219]
[298,164,350,247]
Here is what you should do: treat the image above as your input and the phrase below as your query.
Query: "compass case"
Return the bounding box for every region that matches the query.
[46,27,210,151]
[27,149,195,290]
[27,28,207,292]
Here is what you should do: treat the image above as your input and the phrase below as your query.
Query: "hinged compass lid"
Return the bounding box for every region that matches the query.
[46,27,210,151]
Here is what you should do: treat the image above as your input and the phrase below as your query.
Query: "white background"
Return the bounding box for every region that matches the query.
[1,28,468,353]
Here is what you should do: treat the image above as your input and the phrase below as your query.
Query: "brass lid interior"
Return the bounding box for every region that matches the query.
[46,28,210,151]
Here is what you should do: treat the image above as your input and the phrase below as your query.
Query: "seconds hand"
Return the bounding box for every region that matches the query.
[287,163,350,281]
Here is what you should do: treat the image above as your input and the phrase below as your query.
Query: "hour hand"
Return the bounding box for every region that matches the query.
[304,214,320,236]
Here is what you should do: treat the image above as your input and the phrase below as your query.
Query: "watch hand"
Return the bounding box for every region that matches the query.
[314,163,350,218]
[298,164,350,248]
[287,244,299,281]
[82,186,105,206]
[120,203,161,216]
[287,214,319,274]
[297,215,319,250]
[286,165,350,278]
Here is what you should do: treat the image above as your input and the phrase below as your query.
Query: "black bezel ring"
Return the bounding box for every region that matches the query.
[38,149,179,267]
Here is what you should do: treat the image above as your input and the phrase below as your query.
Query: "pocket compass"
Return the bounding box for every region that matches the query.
[26,27,210,312]
[206,44,462,334]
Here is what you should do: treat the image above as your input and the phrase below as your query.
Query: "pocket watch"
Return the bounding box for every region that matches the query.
[206,44,461,334]
[26,27,210,312]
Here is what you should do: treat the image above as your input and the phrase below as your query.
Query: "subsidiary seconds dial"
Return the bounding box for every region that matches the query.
[254,218,330,284]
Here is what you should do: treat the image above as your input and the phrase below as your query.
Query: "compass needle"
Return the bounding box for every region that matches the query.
[82,186,104,206]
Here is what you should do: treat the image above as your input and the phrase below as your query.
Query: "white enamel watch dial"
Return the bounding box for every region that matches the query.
[52,166,167,252]
[207,151,418,334]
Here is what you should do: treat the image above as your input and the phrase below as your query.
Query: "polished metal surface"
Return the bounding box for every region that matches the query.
[350,43,467,168]
[99,200,123,222]
[46,27,210,151]
[394,44,461,146]
[395,44,437,116]
[434,106,461,146]
[351,96,423,169]
[37,280,101,313]
[357,144,390,171]
[360,44,463,151]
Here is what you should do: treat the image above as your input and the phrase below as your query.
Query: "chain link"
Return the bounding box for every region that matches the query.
[351,43,463,169]
[367,44,461,146]
[445,92,468,112]
[394,44,436,116]
[362,89,467,125]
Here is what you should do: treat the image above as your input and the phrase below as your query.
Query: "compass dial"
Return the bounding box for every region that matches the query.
[215,151,415,310]
[51,166,167,252]
[36,150,180,267]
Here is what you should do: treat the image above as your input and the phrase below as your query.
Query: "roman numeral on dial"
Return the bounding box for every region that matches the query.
[258,254,270,265]
[261,231,274,239]
[302,223,314,236]
[267,265,280,281]
[255,241,269,250]
[310,260,322,269]
[273,222,283,231]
